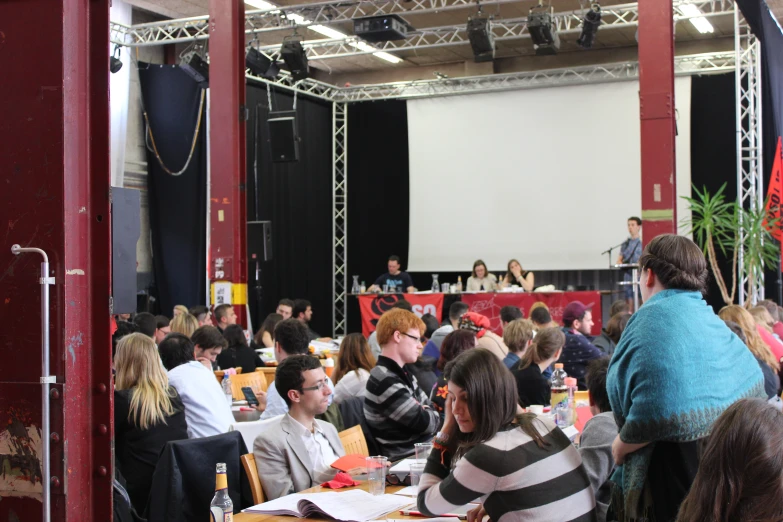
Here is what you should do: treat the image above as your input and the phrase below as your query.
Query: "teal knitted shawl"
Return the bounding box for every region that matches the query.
[607,289,765,520]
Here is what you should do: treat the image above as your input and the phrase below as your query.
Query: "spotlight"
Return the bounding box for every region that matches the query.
[110,45,123,74]
[246,47,280,80]
[577,3,602,49]
[180,51,210,84]
[280,36,309,81]
[528,5,560,56]
[467,15,495,63]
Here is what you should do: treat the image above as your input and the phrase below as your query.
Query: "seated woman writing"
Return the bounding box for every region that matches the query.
[465,260,498,292]
[500,259,535,292]
[417,348,596,522]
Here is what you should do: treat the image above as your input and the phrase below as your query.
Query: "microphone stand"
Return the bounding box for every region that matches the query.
[602,242,624,298]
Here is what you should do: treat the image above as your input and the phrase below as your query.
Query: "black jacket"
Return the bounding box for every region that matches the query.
[216,344,263,372]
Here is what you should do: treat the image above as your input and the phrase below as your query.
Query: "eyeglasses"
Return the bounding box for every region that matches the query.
[399,332,421,344]
[300,380,328,393]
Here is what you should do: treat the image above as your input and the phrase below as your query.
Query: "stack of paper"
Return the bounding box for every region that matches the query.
[243,489,411,522]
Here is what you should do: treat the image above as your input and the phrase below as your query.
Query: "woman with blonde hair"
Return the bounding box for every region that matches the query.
[169,313,199,337]
[719,305,782,367]
[114,333,188,514]
[173,304,189,317]
[331,333,375,404]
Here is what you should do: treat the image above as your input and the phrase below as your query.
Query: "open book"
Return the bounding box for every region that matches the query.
[243,489,412,522]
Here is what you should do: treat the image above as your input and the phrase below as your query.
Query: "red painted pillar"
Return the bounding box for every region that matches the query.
[209,0,249,327]
[0,0,112,520]
[638,0,678,244]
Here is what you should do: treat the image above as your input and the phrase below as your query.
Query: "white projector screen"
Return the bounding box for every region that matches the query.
[407,77,692,273]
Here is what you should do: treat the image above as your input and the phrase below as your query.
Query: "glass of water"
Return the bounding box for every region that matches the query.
[366,456,388,495]
[408,461,425,490]
[414,442,433,462]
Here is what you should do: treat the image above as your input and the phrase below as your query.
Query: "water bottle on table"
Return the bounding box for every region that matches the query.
[222,374,233,405]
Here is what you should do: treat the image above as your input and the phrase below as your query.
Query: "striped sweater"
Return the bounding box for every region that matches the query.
[418,417,596,522]
[364,356,439,460]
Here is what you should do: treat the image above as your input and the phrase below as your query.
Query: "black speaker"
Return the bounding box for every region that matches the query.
[267,110,299,162]
[467,17,494,63]
[247,221,273,261]
[111,187,141,314]
[180,52,210,84]
[280,37,309,81]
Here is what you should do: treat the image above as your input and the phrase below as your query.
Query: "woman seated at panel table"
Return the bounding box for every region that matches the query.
[465,259,498,292]
[500,259,535,292]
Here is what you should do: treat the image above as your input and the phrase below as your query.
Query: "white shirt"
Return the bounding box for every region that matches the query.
[260,375,336,420]
[167,361,234,439]
[332,369,370,405]
[287,414,339,483]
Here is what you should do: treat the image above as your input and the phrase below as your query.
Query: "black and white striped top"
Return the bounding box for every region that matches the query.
[417,416,596,522]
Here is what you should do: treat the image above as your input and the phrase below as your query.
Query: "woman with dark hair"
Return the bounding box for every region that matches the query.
[429,330,477,421]
[216,324,262,371]
[466,259,498,292]
[512,327,565,408]
[676,398,783,522]
[592,312,631,356]
[417,348,596,521]
[500,258,534,292]
[254,313,283,348]
[332,333,375,404]
[607,234,765,522]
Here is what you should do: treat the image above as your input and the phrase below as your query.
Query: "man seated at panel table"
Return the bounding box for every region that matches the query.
[260,319,336,420]
[367,255,415,293]
[253,355,349,500]
[159,333,234,439]
[365,309,439,460]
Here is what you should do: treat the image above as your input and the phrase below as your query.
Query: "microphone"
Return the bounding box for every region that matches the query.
[601,242,624,255]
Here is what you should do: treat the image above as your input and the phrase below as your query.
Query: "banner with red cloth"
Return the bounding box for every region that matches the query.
[358,294,444,337]
[763,136,783,242]
[461,292,603,336]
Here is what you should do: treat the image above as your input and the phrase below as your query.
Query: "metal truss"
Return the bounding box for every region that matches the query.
[332,102,348,336]
[735,7,764,306]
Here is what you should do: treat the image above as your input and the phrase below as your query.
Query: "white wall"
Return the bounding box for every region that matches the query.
[406,77,692,272]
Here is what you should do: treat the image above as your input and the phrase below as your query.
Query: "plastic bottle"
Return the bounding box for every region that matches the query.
[456,276,463,293]
[550,363,568,411]
[222,374,233,405]
[210,462,233,521]
[359,280,366,293]
[564,377,578,426]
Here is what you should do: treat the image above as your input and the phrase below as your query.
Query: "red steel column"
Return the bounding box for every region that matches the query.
[209,0,248,327]
[0,0,112,520]
[638,1,678,244]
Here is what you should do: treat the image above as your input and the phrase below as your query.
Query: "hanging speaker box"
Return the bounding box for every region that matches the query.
[267,110,299,163]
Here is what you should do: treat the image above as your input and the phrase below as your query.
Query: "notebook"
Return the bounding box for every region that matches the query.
[331,454,368,472]
[243,489,412,522]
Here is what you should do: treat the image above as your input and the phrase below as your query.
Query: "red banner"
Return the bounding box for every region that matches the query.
[358,294,445,337]
[461,292,603,337]
[763,136,783,243]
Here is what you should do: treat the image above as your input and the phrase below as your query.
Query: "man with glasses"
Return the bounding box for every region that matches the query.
[253,355,348,500]
[365,308,440,461]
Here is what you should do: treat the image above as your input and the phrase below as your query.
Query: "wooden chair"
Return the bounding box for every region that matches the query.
[338,425,369,457]
[214,367,244,384]
[255,366,277,389]
[240,453,265,505]
[231,371,268,400]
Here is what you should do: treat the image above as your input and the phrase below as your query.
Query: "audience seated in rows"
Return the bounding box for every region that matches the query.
[293,299,328,341]
[429,301,469,351]
[466,259,498,292]
[419,313,441,363]
[592,312,630,357]
[133,312,157,340]
[608,299,629,318]
[114,333,188,514]
[405,322,438,396]
[154,315,170,344]
[254,313,283,348]
[718,308,780,399]
[253,355,348,501]
[331,333,374,405]
[217,324,263,372]
[214,304,237,334]
[365,308,439,460]
[159,333,234,439]
[750,305,783,356]
[417,349,595,521]
[759,298,783,341]
[558,301,603,390]
[529,304,558,330]
[112,320,139,358]
[607,234,765,521]
[501,318,534,369]
[173,304,189,317]
[676,398,783,522]
[191,326,227,370]
[512,327,564,408]
[458,312,508,361]
[368,298,415,360]
[261,319,335,420]
[170,313,199,337]
[578,357,617,522]
[276,298,294,320]
[499,305,523,331]
[429,330,476,424]
[189,305,212,327]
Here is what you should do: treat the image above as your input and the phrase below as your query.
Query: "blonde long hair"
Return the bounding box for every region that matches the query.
[170,313,199,337]
[719,305,779,371]
[115,333,176,429]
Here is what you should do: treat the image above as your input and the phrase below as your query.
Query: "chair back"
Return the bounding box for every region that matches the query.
[255,366,277,389]
[229,415,282,451]
[338,425,369,456]
[231,372,268,400]
[215,367,245,385]
[240,453,265,505]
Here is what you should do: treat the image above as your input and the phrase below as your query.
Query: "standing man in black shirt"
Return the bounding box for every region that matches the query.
[368,255,415,293]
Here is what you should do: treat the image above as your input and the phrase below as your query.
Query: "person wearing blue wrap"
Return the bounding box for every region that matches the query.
[607,234,765,522]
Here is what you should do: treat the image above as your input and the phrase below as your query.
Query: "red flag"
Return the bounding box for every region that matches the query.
[763,136,783,244]
[358,294,444,337]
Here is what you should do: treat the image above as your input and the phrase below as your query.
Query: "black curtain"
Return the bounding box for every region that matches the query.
[139,64,208,316]
[245,82,333,336]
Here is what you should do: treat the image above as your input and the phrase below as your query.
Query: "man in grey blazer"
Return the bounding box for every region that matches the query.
[253,355,347,500]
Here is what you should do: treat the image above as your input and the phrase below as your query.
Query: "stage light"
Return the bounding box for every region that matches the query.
[246,47,280,79]
[679,3,714,34]
[110,45,123,74]
[280,36,309,81]
[576,3,602,49]
[180,51,209,84]
[467,15,495,63]
[528,5,560,56]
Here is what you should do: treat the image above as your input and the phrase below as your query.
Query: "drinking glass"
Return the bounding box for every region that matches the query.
[441,283,449,293]
[382,284,390,294]
[414,442,433,462]
[408,462,425,490]
[366,456,388,495]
